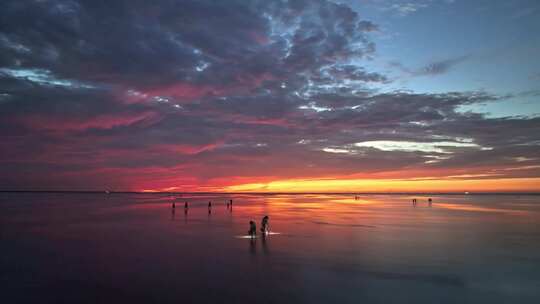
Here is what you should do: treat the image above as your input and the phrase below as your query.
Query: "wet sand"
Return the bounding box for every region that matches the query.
[1,193,539,303]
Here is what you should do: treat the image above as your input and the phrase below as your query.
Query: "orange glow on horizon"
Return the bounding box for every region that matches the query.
[222,177,540,193]
[138,177,540,193]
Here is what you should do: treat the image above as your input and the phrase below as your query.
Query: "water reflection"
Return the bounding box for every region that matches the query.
[249,238,256,256]
[2,193,540,304]
[261,234,269,255]
[435,203,527,215]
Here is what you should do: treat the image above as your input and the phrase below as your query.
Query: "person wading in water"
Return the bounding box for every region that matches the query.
[248,221,257,237]
[260,215,270,234]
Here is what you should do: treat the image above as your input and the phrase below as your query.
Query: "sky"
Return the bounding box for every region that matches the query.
[1,0,539,192]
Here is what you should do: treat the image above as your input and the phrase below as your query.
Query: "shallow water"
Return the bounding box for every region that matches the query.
[1,193,540,303]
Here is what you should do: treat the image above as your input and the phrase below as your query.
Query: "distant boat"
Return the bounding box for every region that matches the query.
[464,191,470,195]
[105,190,111,194]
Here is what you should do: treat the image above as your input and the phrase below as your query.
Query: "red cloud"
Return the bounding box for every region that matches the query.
[121,73,276,104]
[144,83,226,100]
[18,111,160,131]
[158,142,223,155]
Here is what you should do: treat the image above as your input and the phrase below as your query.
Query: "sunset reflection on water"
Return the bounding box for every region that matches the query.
[1,193,540,303]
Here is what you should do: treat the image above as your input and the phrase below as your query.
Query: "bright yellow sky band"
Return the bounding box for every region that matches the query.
[223,177,540,193]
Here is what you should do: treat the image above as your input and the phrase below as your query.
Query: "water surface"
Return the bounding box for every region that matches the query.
[1,193,539,303]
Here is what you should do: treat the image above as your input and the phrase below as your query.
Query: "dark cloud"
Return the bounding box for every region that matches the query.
[418,56,469,76]
[389,55,468,77]
[529,72,540,80]
[1,0,539,190]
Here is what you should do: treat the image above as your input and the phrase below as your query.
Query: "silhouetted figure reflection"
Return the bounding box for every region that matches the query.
[248,221,257,238]
[260,215,269,234]
[171,208,176,220]
[249,237,256,255]
[261,232,269,255]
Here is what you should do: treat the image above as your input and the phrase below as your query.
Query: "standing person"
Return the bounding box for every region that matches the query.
[184,202,188,214]
[172,202,175,209]
[208,201,212,214]
[428,198,432,206]
[230,199,233,207]
[248,221,257,237]
[260,215,269,234]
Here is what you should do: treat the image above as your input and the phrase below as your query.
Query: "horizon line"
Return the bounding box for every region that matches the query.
[1,190,540,195]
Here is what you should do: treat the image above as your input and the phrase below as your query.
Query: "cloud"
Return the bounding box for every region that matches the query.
[0,68,95,88]
[18,111,160,132]
[529,72,540,80]
[0,0,539,191]
[389,55,469,77]
[364,0,456,17]
[354,140,487,154]
[417,56,469,75]
[389,2,429,16]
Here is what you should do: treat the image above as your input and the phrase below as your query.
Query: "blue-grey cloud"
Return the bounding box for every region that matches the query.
[0,0,539,190]
[389,55,468,77]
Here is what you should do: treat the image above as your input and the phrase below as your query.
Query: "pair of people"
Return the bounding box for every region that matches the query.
[248,216,270,237]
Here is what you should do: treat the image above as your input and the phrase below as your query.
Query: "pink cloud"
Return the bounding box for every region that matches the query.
[19,111,160,131]
[121,73,276,104]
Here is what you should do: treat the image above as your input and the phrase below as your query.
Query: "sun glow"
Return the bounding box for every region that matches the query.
[224,177,540,193]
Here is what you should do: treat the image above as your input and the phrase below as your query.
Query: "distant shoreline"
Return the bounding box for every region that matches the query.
[1,190,540,195]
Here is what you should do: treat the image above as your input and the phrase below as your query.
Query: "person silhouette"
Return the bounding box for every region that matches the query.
[248,221,257,237]
[260,215,269,234]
